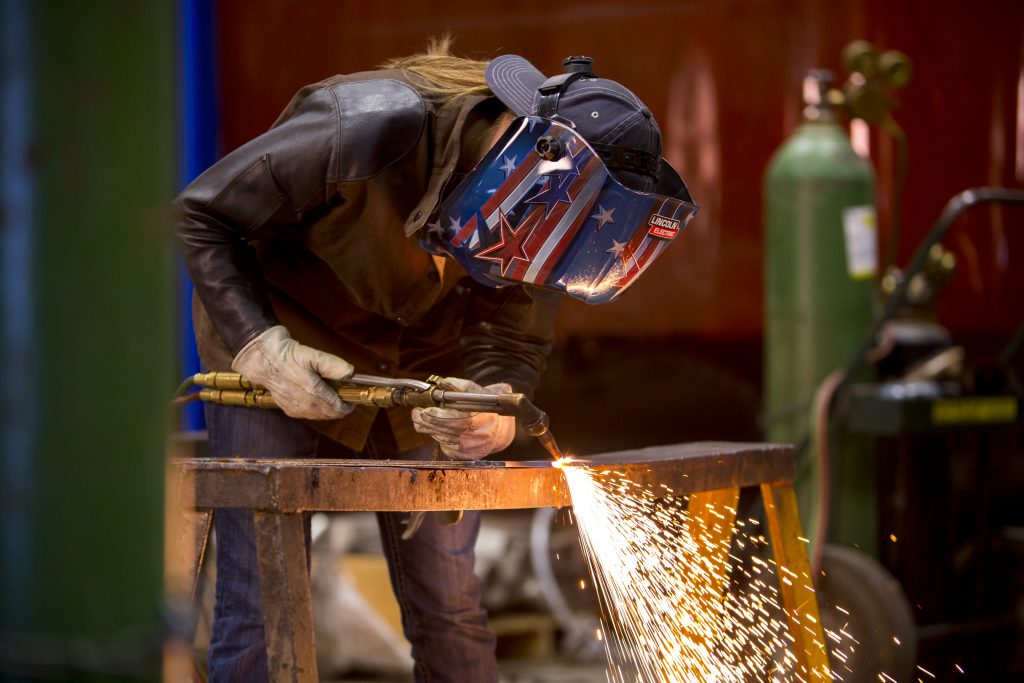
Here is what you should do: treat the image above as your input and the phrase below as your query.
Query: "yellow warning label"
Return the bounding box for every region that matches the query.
[932,397,1018,425]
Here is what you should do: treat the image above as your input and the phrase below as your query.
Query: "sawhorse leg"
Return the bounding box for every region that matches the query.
[175,508,318,682]
[687,487,740,599]
[683,487,741,677]
[183,509,213,604]
[253,511,319,683]
[761,482,831,681]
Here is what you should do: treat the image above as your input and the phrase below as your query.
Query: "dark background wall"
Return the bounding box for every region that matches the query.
[195,6,1024,677]
[211,0,1024,452]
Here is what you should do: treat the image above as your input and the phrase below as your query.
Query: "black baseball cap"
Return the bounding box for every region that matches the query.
[485,54,669,194]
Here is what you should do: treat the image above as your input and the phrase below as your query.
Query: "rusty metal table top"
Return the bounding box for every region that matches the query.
[171,441,794,512]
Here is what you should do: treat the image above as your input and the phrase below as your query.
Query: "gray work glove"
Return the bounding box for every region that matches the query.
[411,377,516,460]
[231,325,354,419]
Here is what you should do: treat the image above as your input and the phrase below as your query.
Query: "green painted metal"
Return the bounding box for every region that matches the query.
[1,1,175,679]
[763,82,878,556]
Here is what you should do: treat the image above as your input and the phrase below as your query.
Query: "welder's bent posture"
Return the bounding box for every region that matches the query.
[175,41,696,682]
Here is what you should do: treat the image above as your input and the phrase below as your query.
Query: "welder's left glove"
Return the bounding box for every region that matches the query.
[411,377,516,460]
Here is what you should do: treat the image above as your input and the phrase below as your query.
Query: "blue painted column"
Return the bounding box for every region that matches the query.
[178,0,221,431]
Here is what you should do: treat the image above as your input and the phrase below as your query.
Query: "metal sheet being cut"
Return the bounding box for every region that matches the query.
[174,441,794,513]
[567,441,796,494]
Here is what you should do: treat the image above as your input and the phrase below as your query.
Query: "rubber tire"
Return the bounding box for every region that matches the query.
[817,544,918,682]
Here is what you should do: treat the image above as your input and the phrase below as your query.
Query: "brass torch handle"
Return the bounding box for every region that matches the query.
[336,386,400,407]
[191,371,253,390]
[191,372,413,407]
[187,371,562,459]
[197,386,401,409]
[193,376,405,410]
[191,372,536,425]
[198,388,275,408]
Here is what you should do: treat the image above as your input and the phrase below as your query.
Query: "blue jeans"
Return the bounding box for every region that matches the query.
[205,404,497,683]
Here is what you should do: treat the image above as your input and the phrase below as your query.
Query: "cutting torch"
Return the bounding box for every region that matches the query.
[175,371,564,461]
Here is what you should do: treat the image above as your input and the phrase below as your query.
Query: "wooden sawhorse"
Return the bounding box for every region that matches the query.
[167,441,830,682]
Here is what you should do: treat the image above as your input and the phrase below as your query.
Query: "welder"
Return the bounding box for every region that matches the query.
[174,38,696,682]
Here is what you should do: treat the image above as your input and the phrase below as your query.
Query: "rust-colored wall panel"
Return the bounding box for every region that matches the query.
[864,0,1024,336]
[215,0,1023,339]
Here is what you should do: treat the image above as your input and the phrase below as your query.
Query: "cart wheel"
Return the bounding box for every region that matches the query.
[818,544,917,682]
[529,507,604,661]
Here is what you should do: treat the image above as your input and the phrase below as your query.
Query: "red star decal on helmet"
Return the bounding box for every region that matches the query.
[474,210,534,277]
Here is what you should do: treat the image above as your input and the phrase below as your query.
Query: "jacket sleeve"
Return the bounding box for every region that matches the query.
[173,87,339,355]
[457,283,561,397]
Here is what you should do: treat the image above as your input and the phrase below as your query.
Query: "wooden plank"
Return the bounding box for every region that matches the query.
[253,511,318,683]
[760,482,831,682]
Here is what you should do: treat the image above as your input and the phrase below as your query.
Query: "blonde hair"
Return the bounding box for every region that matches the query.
[381,34,492,104]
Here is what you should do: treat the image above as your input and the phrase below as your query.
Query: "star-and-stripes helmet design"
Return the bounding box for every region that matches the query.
[423,115,699,303]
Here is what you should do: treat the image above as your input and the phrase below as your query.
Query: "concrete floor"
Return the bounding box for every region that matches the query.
[331,660,609,682]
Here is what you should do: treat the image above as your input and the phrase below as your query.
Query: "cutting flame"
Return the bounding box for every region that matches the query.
[556,460,852,682]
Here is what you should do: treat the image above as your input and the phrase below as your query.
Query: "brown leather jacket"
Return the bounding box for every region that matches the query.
[175,69,560,452]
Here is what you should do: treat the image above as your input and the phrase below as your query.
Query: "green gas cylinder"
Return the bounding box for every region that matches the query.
[764,70,878,553]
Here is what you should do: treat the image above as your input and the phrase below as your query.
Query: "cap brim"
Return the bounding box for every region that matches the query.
[485,55,544,116]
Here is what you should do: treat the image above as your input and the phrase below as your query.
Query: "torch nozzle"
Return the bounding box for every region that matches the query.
[511,396,563,460]
[533,429,565,461]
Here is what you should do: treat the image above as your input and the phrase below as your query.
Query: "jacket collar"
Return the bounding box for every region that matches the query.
[404,93,491,237]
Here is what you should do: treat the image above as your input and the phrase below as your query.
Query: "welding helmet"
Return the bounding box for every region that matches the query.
[421,55,698,304]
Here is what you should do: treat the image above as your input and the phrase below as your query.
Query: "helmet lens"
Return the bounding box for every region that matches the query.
[435,116,698,303]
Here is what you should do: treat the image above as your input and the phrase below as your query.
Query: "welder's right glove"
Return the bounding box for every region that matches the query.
[231,325,354,419]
